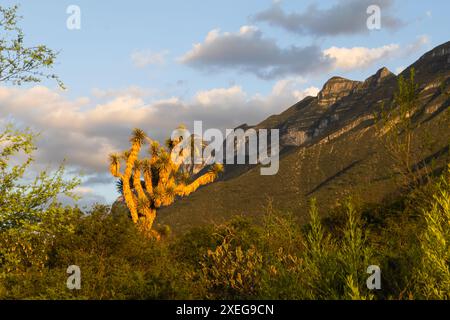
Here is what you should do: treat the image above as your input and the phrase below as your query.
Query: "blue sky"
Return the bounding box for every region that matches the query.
[4,0,449,96]
[0,0,449,205]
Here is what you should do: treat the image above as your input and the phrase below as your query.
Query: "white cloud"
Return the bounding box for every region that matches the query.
[180,26,429,78]
[271,77,307,96]
[195,86,246,106]
[323,44,401,71]
[91,86,157,100]
[131,49,169,68]
[323,36,430,71]
[294,86,320,100]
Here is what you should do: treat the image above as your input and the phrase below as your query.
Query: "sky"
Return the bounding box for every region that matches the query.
[0,0,449,206]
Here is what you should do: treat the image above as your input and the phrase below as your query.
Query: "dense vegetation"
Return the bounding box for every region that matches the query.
[0,124,449,299]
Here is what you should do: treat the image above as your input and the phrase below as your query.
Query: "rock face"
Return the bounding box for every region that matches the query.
[259,63,424,150]
[282,129,309,146]
[270,68,396,148]
[220,41,450,179]
[361,67,395,89]
[317,77,361,107]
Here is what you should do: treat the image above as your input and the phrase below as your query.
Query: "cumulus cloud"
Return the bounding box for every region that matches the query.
[252,0,403,37]
[270,77,319,100]
[324,44,401,70]
[180,26,429,78]
[179,26,332,79]
[195,86,247,106]
[0,79,317,181]
[131,49,169,68]
[324,35,430,71]
[91,86,157,100]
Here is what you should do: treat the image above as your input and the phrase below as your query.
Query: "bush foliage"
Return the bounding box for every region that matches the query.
[1,140,449,299]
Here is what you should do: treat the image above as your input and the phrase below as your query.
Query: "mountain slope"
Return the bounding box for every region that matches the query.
[156,41,450,234]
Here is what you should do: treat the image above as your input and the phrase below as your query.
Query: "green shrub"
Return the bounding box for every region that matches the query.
[200,240,264,299]
[414,167,450,299]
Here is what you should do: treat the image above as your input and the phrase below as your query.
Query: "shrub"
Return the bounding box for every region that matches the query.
[200,240,264,299]
[414,166,450,299]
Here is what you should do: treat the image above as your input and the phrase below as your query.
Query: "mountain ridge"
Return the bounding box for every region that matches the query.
[154,41,450,233]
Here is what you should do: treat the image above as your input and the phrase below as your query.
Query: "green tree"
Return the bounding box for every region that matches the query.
[378,69,420,187]
[0,5,63,87]
[377,68,439,189]
[0,126,80,274]
[0,4,75,273]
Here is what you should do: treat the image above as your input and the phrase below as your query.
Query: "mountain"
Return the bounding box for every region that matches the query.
[156,41,450,234]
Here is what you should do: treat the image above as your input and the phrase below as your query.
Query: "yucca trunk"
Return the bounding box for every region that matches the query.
[122,142,141,223]
[143,164,153,195]
[132,165,146,201]
[122,179,138,223]
[143,208,158,237]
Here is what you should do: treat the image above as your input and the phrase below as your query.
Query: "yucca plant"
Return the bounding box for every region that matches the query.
[109,128,223,239]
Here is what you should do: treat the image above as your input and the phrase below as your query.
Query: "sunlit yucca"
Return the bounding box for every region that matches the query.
[109,127,223,238]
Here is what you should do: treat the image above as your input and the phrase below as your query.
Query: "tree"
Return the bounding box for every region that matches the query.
[0,5,63,87]
[0,126,79,229]
[378,68,428,188]
[0,5,77,275]
[109,128,223,238]
[0,126,80,273]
